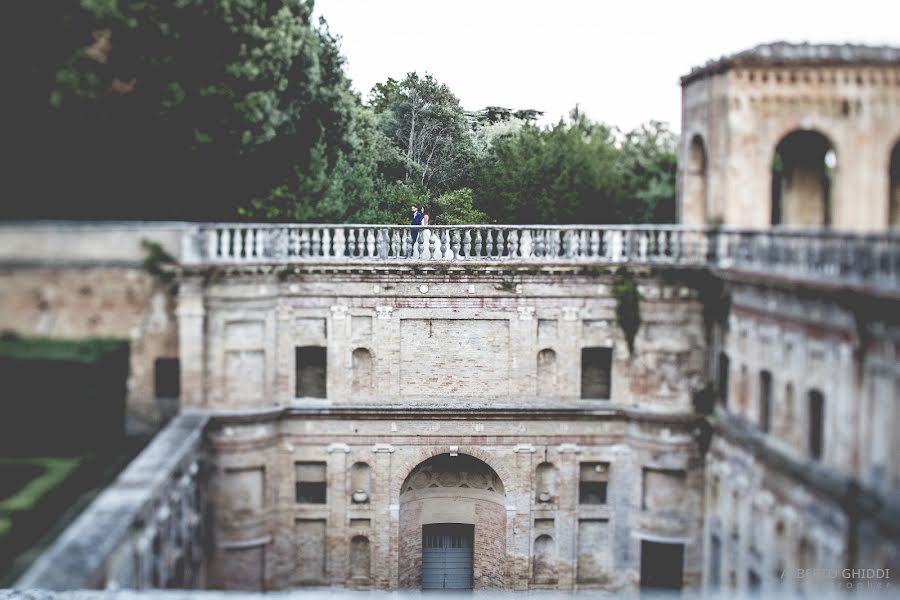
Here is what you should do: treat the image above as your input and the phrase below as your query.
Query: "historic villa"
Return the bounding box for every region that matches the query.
[3,43,899,595]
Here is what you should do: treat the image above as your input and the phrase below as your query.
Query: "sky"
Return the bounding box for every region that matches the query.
[313,0,900,133]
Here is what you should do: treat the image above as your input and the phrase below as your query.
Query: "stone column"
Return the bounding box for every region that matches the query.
[177,276,206,407]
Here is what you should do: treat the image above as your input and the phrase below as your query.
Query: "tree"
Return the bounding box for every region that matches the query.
[429,188,489,225]
[369,73,474,193]
[472,110,624,224]
[2,0,358,219]
[617,121,678,223]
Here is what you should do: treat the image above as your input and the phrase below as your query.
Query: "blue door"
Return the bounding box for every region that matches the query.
[421,523,474,590]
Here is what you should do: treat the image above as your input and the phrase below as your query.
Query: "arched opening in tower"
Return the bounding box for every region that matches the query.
[771,130,835,227]
[682,135,708,225]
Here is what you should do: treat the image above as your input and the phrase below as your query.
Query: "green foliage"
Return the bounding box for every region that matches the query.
[611,269,641,355]
[429,188,489,225]
[0,337,128,364]
[494,279,518,293]
[617,121,678,223]
[369,72,474,193]
[0,457,82,514]
[140,238,176,278]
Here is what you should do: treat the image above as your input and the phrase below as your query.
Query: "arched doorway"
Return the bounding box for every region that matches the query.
[771,130,835,227]
[890,139,900,227]
[398,453,506,590]
[681,134,709,225]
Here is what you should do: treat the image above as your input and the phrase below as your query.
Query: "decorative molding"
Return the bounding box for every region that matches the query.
[327,442,351,454]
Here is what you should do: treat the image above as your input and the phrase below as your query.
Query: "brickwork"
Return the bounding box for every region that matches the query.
[678,43,900,230]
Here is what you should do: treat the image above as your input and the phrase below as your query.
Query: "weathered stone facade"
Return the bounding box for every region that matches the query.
[678,42,900,230]
[188,266,709,592]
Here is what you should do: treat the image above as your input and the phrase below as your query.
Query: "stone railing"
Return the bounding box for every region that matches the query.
[16,413,209,591]
[180,224,900,295]
[181,224,713,265]
[714,228,900,295]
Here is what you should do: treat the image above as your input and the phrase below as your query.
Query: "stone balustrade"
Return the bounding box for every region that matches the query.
[181,224,713,266]
[181,224,900,296]
[16,413,209,591]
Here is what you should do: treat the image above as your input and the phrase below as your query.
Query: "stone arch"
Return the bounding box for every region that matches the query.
[391,445,515,502]
[681,134,709,225]
[398,453,507,590]
[771,129,836,226]
[889,137,900,227]
[532,534,557,584]
[351,348,373,394]
[536,348,557,396]
[349,535,371,583]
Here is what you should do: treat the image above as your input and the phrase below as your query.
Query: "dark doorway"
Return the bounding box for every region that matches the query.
[640,540,684,593]
[422,523,474,590]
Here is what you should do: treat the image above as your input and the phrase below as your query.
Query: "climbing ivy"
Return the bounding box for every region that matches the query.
[140,239,176,282]
[612,269,641,356]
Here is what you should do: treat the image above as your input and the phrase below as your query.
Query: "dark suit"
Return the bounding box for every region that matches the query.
[410,211,423,243]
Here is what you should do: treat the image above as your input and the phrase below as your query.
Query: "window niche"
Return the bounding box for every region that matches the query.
[295,462,326,504]
[579,462,610,504]
[581,347,612,399]
[350,462,371,504]
[351,348,373,395]
[535,462,557,503]
[295,346,326,398]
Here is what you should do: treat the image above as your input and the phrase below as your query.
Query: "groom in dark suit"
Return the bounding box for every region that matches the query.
[410,204,423,244]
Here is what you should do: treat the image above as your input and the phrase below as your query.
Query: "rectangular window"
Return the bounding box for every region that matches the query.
[295,462,326,504]
[295,346,326,398]
[759,370,772,433]
[154,357,180,398]
[709,534,721,589]
[581,347,612,399]
[717,352,730,406]
[809,390,825,459]
[579,462,609,504]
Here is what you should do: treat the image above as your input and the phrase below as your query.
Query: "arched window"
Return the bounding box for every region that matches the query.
[535,462,557,503]
[532,535,557,584]
[771,130,835,226]
[681,134,709,225]
[350,462,371,503]
[349,536,371,582]
[890,139,900,227]
[537,349,557,396]
[351,348,373,395]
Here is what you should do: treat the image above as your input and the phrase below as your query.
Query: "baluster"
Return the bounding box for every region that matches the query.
[463,230,472,258]
[485,230,495,258]
[390,229,400,258]
[332,228,346,258]
[221,229,232,260]
[611,230,623,262]
[441,229,451,259]
[430,230,440,260]
[496,230,507,258]
[365,229,376,257]
[230,228,241,260]
[377,228,388,259]
[207,230,219,260]
[355,228,365,256]
[243,228,253,259]
[414,230,424,259]
[321,228,332,258]
[255,229,265,259]
[346,229,357,257]
[420,229,431,260]
[530,229,542,258]
[507,230,519,258]
[311,229,321,258]
[299,229,310,258]
[520,229,533,258]
[590,230,600,257]
[639,231,648,261]
[578,231,589,259]
[473,229,483,258]
[451,229,461,259]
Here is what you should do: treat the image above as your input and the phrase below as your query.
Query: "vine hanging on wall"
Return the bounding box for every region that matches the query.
[612,268,641,356]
